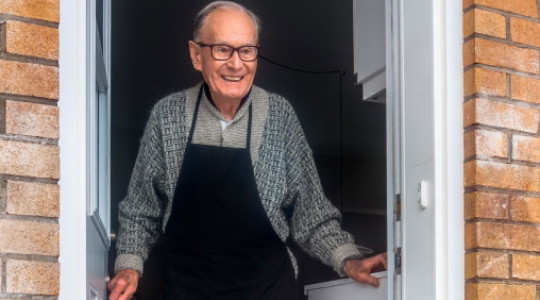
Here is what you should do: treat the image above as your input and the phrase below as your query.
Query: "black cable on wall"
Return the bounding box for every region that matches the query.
[258,53,346,213]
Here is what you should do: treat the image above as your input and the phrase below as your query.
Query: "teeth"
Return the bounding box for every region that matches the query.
[223,76,242,81]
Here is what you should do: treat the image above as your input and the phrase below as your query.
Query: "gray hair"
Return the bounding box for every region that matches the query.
[193,1,261,42]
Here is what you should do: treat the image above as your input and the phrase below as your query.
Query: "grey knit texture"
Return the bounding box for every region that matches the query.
[115,83,366,278]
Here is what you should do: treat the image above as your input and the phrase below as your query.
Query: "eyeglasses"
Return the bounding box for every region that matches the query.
[196,42,259,62]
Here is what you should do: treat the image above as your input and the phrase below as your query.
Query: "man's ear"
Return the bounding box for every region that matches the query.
[189,41,203,71]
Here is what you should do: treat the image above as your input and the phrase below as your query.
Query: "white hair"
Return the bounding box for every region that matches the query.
[193,1,261,42]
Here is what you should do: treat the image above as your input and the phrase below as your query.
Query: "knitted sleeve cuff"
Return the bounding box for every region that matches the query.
[114,254,144,278]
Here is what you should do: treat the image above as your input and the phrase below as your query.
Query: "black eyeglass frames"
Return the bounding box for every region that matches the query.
[196,42,259,62]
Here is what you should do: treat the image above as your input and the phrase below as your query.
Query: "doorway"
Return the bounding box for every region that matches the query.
[110,1,387,299]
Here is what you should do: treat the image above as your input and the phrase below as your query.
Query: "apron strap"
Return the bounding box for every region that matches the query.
[187,85,204,145]
[188,84,253,149]
[246,103,253,150]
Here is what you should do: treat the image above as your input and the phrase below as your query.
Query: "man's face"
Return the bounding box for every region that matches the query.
[189,9,258,102]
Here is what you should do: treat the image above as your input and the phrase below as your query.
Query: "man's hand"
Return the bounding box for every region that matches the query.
[108,269,139,300]
[343,253,388,287]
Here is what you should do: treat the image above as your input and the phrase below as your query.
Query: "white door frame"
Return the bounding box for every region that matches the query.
[58,0,90,299]
[58,1,463,299]
[432,0,464,299]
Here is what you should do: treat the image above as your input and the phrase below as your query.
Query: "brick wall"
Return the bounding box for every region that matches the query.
[0,1,60,299]
[463,0,540,299]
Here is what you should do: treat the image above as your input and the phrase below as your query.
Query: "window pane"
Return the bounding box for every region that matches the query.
[96,0,104,52]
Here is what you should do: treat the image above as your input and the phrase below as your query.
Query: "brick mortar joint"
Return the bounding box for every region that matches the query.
[0,175,58,186]
[0,179,6,215]
[0,293,58,300]
[0,214,59,224]
[467,277,540,285]
[471,185,540,198]
[0,17,6,54]
[471,4,540,22]
[466,217,540,228]
[0,94,58,105]
[1,259,5,293]
[465,63,540,81]
[0,99,5,136]
[464,95,540,113]
[0,53,59,68]
[466,155,540,168]
[0,13,59,29]
[0,253,59,263]
[0,134,59,147]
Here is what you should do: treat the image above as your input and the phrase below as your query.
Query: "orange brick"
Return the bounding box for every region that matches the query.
[6,259,59,295]
[511,75,540,104]
[6,181,59,218]
[464,129,507,159]
[512,253,540,281]
[463,68,507,97]
[465,251,509,279]
[5,100,59,139]
[465,222,478,249]
[511,195,540,222]
[467,222,540,251]
[466,283,536,300]
[464,0,474,10]
[464,9,506,39]
[464,38,476,67]
[0,0,59,23]
[0,60,58,100]
[0,140,59,179]
[511,18,540,48]
[464,192,509,220]
[463,99,540,133]
[512,135,540,163]
[464,9,475,38]
[0,219,58,255]
[464,0,538,18]
[6,20,58,60]
[465,38,539,74]
[464,160,540,191]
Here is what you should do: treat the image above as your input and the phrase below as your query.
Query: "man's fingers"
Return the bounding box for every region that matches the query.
[380,253,388,270]
[118,284,136,300]
[109,279,128,300]
[357,273,379,287]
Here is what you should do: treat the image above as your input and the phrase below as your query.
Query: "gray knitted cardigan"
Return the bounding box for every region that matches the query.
[115,83,366,277]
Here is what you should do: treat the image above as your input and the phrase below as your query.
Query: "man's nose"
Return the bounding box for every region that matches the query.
[227,50,243,69]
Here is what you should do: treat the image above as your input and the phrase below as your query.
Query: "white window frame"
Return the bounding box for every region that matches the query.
[59,0,112,299]
[58,1,463,299]
[88,0,112,247]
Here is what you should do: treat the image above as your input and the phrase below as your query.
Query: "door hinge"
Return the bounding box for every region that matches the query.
[395,247,402,275]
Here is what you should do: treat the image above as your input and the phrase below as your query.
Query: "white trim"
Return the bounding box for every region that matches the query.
[444,0,465,298]
[59,0,89,299]
[433,0,464,299]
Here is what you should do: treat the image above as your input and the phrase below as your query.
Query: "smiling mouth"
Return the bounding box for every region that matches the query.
[222,76,243,82]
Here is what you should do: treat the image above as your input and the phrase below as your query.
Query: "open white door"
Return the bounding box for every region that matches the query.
[87,0,112,299]
[396,0,437,298]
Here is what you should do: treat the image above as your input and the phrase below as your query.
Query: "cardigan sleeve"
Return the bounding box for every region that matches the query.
[284,105,370,276]
[114,102,168,277]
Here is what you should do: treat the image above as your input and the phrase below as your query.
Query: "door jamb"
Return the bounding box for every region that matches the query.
[59,1,89,299]
[432,0,464,299]
[58,0,464,299]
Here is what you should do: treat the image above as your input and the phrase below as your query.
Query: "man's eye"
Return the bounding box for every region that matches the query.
[240,48,255,55]
[215,46,230,53]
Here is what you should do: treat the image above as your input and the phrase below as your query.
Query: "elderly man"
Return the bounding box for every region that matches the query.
[108,1,387,300]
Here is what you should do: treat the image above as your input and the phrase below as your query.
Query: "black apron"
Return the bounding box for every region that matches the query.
[163,86,297,300]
